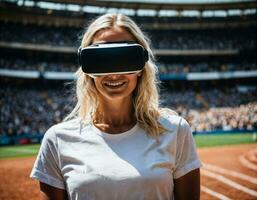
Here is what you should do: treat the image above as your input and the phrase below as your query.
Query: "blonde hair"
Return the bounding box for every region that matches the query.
[65,13,176,137]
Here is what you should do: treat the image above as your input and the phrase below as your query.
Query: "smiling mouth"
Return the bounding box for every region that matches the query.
[103,81,127,88]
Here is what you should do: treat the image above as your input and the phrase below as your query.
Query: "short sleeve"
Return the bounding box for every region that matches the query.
[173,118,202,179]
[30,125,65,189]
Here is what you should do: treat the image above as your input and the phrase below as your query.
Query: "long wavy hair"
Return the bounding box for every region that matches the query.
[65,13,176,137]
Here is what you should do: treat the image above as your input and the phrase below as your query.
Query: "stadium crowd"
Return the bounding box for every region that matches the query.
[160,87,257,131]
[158,62,257,73]
[1,58,256,73]
[1,85,256,137]
[0,86,74,137]
[0,58,77,72]
[150,29,256,50]
[0,9,256,139]
[0,22,256,50]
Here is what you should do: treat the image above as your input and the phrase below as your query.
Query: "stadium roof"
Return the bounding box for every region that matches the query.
[107,0,253,2]
[34,0,257,10]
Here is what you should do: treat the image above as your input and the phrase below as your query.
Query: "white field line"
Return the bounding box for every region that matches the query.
[201,185,232,200]
[239,155,257,172]
[203,162,257,184]
[201,169,257,197]
[249,153,257,163]
[247,148,257,163]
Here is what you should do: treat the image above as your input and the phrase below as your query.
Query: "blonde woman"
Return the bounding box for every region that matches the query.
[31,13,201,200]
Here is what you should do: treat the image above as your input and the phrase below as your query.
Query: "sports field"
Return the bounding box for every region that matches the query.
[0,133,256,200]
[0,133,255,159]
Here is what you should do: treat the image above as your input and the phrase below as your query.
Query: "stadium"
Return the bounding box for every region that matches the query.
[0,0,256,199]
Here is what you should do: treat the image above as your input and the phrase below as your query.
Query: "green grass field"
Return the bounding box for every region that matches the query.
[194,133,256,147]
[0,133,256,159]
[0,144,40,159]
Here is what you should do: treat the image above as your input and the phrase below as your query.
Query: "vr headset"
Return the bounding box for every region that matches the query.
[78,41,149,77]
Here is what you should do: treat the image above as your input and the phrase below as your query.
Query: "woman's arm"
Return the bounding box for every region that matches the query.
[173,168,200,200]
[40,182,68,200]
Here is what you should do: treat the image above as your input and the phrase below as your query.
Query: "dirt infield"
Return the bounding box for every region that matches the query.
[199,144,257,200]
[0,143,256,200]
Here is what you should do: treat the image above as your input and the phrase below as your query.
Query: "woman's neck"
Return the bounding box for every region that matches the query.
[93,98,137,132]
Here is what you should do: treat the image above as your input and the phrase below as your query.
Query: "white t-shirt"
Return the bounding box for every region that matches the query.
[30,114,202,200]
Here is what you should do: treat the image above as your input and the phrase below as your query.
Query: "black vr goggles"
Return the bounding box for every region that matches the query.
[78,41,149,77]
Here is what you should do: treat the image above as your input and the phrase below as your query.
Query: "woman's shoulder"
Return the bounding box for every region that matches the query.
[54,117,81,130]
[159,108,190,133]
[44,117,82,138]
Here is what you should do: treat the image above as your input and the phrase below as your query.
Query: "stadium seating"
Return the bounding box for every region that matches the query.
[0,0,256,139]
[1,58,256,73]
[0,85,256,136]
[1,22,256,50]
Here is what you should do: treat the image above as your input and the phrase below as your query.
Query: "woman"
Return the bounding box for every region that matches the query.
[31,13,201,200]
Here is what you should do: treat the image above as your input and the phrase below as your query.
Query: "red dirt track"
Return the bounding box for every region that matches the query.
[0,143,256,200]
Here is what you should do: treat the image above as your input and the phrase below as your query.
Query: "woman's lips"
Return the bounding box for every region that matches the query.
[103,81,127,88]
